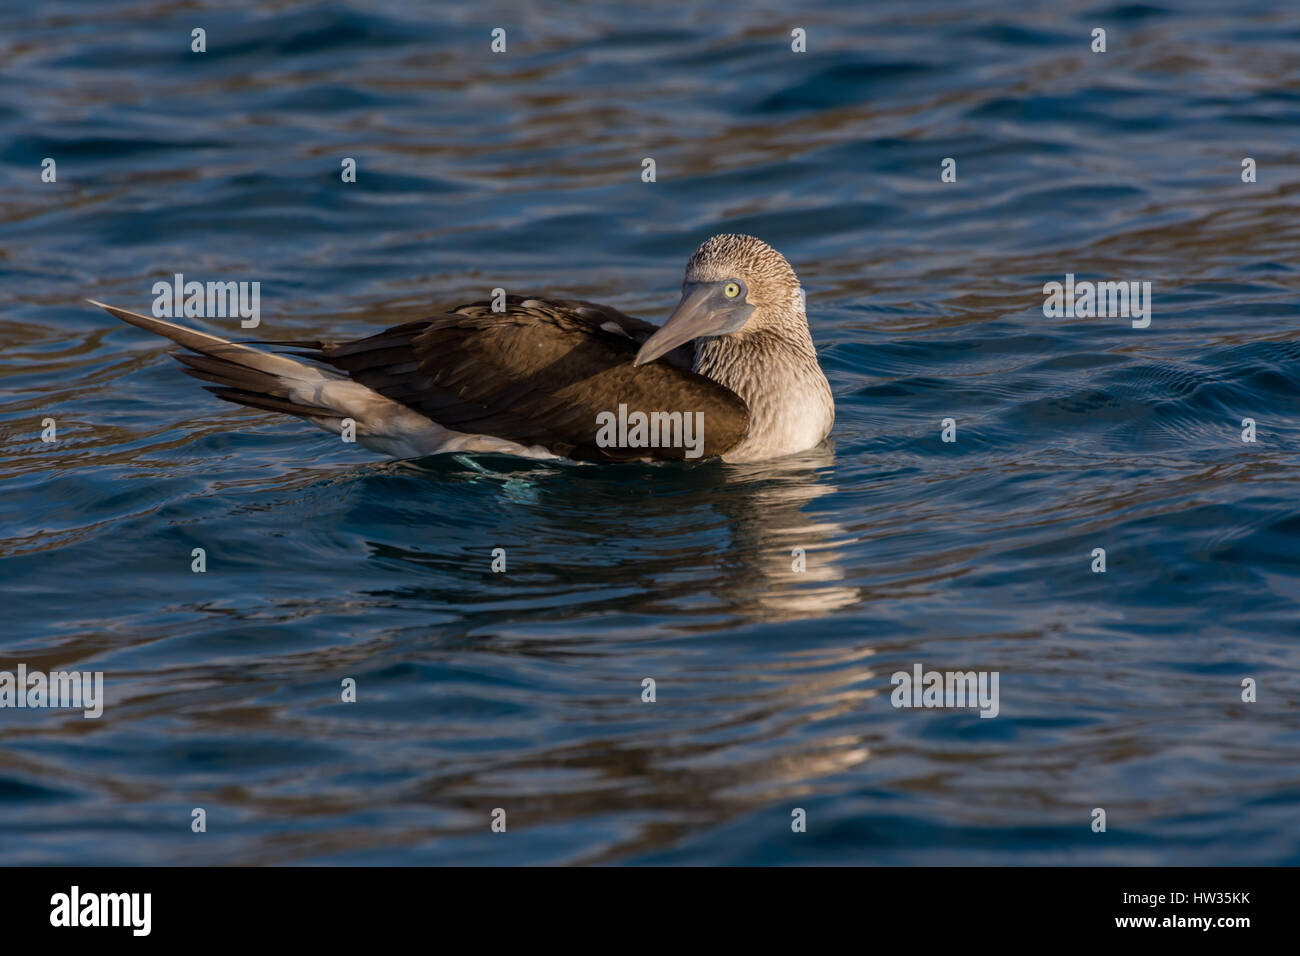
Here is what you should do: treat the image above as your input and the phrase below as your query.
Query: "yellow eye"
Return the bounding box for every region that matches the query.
[723,281,741,298]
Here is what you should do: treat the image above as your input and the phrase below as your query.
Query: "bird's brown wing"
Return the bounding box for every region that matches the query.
[314,296,749,461]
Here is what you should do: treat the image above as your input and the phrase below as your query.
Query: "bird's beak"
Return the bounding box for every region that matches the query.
[634,283,754,367]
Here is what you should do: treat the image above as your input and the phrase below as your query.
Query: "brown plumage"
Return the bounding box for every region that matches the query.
[289,297,748,460]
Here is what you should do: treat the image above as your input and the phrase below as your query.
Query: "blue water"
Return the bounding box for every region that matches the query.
[2,0,1298,865]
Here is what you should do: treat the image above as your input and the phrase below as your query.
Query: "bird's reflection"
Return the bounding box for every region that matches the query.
[712,444,861,621]
[367,441,861,626]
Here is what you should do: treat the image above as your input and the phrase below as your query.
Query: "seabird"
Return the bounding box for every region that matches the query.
[91,234,834,463]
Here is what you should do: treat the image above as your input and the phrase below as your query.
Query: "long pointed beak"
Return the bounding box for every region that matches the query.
[635,285,745,367]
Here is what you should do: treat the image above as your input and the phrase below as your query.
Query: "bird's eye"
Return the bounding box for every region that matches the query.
[723,281,741,298]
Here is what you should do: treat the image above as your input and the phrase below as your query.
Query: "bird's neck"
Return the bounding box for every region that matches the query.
[692,318,833,460]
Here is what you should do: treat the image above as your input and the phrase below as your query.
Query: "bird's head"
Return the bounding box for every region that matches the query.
[633,234,804,367]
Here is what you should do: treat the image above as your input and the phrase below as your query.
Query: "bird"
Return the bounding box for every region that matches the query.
[91,234,834,463]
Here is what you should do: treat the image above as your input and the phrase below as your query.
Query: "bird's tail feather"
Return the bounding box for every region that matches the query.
[169,352,343,421]
[92,300,474,458]
[91,300,348,425]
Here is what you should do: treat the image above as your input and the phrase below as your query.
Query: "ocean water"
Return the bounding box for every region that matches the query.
[1,0,1298,865]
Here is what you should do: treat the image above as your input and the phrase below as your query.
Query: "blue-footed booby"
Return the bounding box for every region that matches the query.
[91,235,834,463]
